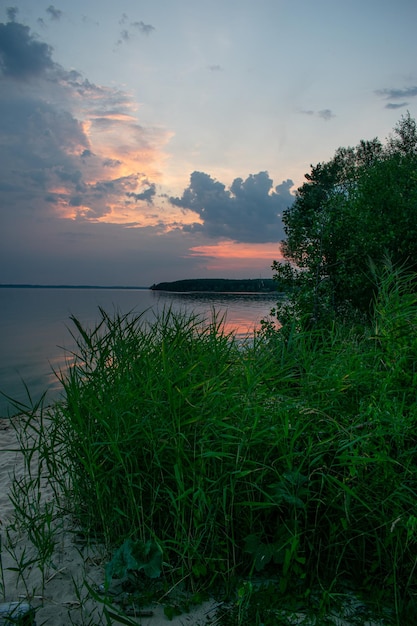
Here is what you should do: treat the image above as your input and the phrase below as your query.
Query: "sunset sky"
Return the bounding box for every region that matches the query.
[1,0,416,286]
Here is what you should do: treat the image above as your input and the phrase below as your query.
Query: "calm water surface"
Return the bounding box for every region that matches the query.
[0,287,278,416]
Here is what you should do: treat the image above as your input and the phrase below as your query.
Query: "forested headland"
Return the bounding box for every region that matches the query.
[150,277,277,292]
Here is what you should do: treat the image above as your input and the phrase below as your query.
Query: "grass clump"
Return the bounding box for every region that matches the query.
[6,264,417,624]
[54,308,263,577]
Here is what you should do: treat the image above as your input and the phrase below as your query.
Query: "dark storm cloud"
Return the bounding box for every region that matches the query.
[46,5,63,21]
[170,171,294,243]
[0,21,54,78]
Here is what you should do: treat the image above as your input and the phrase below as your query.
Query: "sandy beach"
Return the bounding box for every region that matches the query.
[0,417,221,625]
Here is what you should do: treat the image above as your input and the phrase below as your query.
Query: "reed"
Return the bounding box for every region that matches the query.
[4,265,417,623]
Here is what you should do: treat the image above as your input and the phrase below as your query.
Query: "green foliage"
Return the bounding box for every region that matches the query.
[151,278,277,292]
[105,539,163,584]
[8,268,417,622]
[273,112,417,326]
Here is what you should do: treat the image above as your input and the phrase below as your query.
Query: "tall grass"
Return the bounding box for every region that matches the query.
[7,265,417,623]
[53,307,275,583]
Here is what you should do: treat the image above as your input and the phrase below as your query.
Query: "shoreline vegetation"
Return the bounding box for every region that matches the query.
[2,268,416,624]
[150,278,278,292]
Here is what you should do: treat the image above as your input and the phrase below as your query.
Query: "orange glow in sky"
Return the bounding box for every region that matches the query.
[189,241,282,260]
[187,241,284,274]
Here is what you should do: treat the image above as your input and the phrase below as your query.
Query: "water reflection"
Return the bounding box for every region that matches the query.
[151,290,278,337]
[0,288,280,415]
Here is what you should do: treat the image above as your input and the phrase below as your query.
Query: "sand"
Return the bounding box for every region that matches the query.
[0,417,390,626]
[0,417,220,625]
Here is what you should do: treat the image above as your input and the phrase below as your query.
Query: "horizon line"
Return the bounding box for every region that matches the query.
[0,284,149,290]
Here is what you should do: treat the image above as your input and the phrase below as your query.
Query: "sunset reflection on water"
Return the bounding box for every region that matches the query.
[0,288,280,415]
[151,290,278,338]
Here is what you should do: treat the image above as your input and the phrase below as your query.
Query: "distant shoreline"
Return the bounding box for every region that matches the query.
[1,279,281,293]
[0,284,148,290]
[151,278,278,293]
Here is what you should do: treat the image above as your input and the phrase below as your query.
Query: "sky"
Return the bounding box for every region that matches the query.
[0,1,417,286]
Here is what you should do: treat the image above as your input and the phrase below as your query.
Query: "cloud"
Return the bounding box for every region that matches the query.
[318,109,335,121]
[0,19,171,229]
[6,7,18,21]
[116,14,155,45]
[375,85,417,110]
[385,102,408,110]
[299,108,335,121]
[117,29,130,44]
[0,213,209,285]
[46,5,63,21]
[208,64,223,72]
[126,183,156,204]
[0,95,88,172]
[376,86,417,100]
[0,17,283,285]
[103,158,122,167]
[131,21,155,35]
[170,171,294,243]
[0,21,54,78]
